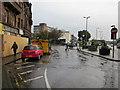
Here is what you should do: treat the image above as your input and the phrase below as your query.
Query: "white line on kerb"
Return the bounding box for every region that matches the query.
[19,70,33,75]
[15,62,33,65]
[44,68,51,89]
[19,68,41,75]
[17,73,23,80]
[17,65,35,69]
[24,76,43,83]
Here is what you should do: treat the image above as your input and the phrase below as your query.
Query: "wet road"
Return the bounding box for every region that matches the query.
[3,45,118,88]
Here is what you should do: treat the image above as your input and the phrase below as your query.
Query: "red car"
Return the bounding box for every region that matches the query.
[21,45,43,60]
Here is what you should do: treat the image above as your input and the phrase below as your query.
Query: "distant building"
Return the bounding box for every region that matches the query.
[34,23,47,33]
[34,25,40,33]
[40,23,47,31]
[58,30,72,43]
[47,26,57,32]
[34,23,58,33]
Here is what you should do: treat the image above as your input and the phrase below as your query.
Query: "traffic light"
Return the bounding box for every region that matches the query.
[111,33,116,39]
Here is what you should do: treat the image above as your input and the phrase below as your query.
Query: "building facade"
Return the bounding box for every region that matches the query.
[0,1,32,37]
[34,23,47,33]
[59,31,72,43]
[34,23,58,33]
[0,1,32,57]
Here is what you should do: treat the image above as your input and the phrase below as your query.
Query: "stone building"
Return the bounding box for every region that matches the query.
[34,23,47,33]
[0,1,32,57]
[0,1,32,38]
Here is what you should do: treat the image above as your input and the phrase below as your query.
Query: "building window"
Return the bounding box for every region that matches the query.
[5,9,9,23]
[13,14,16,27]
[18,18,20,28]
[21,19,23,29]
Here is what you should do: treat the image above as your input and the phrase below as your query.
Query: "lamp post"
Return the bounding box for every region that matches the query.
[82,35,85,49]
[99,31,103,40]
[96,28,99,40]
[83,16,90,42]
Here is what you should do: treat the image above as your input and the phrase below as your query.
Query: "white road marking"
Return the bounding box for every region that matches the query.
[17,73,23,80]
[14,75,20,87]
[19,70,33,75]
[17,65,35,69]
[15,62,33,65]
[19,67,41,75]
[44,68,51,89]
[24,76,43,83]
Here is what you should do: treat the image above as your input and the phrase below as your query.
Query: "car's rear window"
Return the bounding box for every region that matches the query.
[24,46,37,50]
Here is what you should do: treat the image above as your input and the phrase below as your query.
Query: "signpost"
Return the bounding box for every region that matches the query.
[111,26,118,58]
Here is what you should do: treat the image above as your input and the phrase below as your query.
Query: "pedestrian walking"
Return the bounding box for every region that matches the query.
[76,42,79,50]
[65,42,69,51]
[11,42,18,56]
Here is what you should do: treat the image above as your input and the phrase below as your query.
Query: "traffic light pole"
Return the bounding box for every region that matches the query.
[111,25,117,58]
[112,35,114,58]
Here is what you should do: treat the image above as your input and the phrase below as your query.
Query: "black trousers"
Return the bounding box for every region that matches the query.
[13,49,17,56]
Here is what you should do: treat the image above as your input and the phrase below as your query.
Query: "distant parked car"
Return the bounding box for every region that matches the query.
[21,45,43,61]
[117,43,120,49]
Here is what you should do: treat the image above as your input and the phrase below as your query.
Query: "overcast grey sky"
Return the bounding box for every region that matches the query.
[30,0,119,41]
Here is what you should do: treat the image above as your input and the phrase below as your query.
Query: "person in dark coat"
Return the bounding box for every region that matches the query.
[11,42,18,56]
[65,42,70,51]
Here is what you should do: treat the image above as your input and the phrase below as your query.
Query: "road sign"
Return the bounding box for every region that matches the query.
[111,28,118,34]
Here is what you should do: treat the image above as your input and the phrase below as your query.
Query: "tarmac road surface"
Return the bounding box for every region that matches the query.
[2,45,119,88]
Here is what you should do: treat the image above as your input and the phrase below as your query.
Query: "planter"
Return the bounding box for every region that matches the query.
[99,49,110,55]
[82,45,91,49]
[88,45,97,51]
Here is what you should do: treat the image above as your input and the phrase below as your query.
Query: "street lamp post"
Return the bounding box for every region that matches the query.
[96,28,99,40]
[99,31,103,40]
[83,16,90,42]
[82,35,85,49]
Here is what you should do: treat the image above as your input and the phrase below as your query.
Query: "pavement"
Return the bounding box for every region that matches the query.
[79,46,120,62]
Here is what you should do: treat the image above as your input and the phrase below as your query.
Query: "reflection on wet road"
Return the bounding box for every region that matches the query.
[47,45,118,88]
[4,45,118,88]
